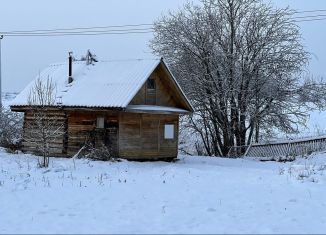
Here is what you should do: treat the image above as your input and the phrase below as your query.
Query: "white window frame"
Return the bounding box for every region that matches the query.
[96,117,105,129]
[164,124,174,139]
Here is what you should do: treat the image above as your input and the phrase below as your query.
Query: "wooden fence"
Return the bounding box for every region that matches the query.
[227,135,326,158]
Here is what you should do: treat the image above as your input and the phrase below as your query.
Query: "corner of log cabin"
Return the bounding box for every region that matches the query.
[22,109,67,156]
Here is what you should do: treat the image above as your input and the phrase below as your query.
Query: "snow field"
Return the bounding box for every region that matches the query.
[0,149,326,234]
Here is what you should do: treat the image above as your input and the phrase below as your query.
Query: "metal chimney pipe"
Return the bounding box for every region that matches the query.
[68,52,73,83]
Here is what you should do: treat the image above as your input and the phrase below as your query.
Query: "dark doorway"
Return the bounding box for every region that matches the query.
[93,116,119,157]
[105,119,119,156]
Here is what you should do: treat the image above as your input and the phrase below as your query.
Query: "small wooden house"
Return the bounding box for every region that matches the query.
[10,56,193,160]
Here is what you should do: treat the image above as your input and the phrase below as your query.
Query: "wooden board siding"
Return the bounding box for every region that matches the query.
[67,112,96,154]
[119,113,179,159]
[146,88,156,105]
[154,71,177,107]
[129,63,190,110]
[66,111,119,155]
[158,62,193,111]
[129,69,178,107]
[21,109,179,160]
[130,85,146,105]
[22,110,67,156]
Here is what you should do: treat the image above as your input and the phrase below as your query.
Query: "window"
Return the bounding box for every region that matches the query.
[146,78,156,105]
[147,78,156,90]
[96,117,105,129]
[164,124,174,139]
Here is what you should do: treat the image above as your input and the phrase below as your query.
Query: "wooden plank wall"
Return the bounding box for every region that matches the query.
[22,110,180,160]
[22,110,66,156]
[66,111,119,155]
[119,113,179,159]
[129,67,182,108]
[67,112,96,155]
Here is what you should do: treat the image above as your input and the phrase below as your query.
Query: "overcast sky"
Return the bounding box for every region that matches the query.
[0,0,325,93]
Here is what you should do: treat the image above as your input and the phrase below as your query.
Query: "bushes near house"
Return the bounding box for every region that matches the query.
[0,108,23,152]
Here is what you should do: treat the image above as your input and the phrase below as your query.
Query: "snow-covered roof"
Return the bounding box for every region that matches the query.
[11,59,169,108]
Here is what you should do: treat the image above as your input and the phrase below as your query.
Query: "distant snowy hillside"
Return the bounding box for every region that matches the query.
[306,110,326,133]
[0,150,325,234]
[1,92,18,107]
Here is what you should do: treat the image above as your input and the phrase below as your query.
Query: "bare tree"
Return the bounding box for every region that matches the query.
[151,0,326,156]
[25,77,64,167]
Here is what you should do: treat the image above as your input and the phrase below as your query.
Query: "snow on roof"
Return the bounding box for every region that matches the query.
[11,59,161,108]
[126,105,189,114]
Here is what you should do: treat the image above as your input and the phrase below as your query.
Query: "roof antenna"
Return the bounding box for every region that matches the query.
[86,49,98,65]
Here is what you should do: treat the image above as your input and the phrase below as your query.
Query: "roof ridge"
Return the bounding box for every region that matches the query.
[99,58,160,63]
[48,58,160,67]
[49,61,88,67]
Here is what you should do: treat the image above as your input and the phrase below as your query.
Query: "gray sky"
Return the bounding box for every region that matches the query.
[0,0,325,93]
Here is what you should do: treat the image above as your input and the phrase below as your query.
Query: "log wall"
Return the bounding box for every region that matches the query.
[66,111,119,155]
[22,110,179,160]
[22,110,67,156]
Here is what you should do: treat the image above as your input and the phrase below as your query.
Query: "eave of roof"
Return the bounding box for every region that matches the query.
[10,104,188,115]
[160,59,195,113]
[126,105,189,114]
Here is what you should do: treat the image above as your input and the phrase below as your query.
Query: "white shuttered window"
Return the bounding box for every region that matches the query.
[97,117,105,129]
[164,124,174,139]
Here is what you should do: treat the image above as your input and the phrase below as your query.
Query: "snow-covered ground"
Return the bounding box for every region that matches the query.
[0,149,326,234]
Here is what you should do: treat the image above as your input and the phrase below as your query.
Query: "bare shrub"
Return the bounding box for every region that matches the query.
[0,107,23,151]
[25,77,65,168]
[74,135,118,162]
[87,145,118,161]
